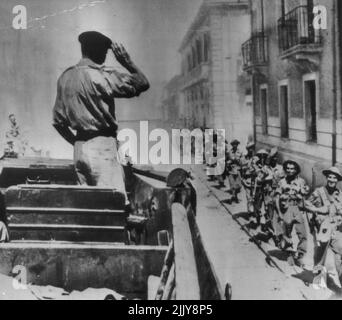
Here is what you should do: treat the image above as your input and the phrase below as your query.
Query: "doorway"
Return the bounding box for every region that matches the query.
[304,79,317,142]
[279,84,289,138]
[260,86,268,135]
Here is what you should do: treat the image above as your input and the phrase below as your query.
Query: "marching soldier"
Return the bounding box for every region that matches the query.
[216,140,230,189]
[305,167,342,292]
[241,142,258,215]
[241,142,256,174]
[227,140,243,203]
[267,148,285,186]
[275,160,309,268]
[250,149,270,228]
[265,148,285,244]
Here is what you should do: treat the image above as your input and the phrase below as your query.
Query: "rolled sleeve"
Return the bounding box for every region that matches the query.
[103,69,139,98]
[53,82,69,127]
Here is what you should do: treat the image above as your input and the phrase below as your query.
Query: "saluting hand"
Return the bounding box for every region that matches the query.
[111,42,133,69]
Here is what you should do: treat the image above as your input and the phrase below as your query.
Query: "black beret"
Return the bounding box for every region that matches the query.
[78,31,112,49]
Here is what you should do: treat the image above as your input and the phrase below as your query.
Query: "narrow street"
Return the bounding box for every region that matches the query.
[189,165,335,300]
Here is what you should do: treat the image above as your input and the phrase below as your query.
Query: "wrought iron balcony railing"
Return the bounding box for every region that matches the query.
[278,5,319,53]
[242,33,268,69]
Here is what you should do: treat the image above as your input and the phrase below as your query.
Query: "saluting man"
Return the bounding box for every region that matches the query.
[53,31,150,205]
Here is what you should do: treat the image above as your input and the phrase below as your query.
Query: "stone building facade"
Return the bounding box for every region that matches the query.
[161,76,183,130]
[242,0,342,183]
[174,0,252,143]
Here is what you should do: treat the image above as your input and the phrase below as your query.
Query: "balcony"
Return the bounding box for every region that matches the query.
[278,6,322,60]
[181,63,210,89]
[242,33,268,70]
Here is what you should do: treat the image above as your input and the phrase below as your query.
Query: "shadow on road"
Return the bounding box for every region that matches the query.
[233,211,250,221]
[222,198,233,205]
[250,232,273,245]
[268,249,291,262]
[291,270,315,285]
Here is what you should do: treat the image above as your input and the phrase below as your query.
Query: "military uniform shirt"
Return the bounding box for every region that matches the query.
[276,176,309,202]
[53,58,144,135]
[271,164,285,188]
[227,149,243,174]
[307,187,342,216]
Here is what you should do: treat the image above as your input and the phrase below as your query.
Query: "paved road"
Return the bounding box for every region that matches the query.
[190,165,334,300]
[154,146,338,300]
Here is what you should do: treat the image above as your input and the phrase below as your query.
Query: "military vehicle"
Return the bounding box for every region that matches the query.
[0,157,228,300]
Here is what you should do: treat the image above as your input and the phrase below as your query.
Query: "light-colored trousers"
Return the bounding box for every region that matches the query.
[74,136,127,203]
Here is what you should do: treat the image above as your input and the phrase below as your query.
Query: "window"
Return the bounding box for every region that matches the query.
[196,39,202,65]
[203,33,210,62]
[281,0,285,16]
[307,0,314,38]
[279,81,289,139]
[203,104,207,128]
[254,0,265,32]
[307,0,314,14]
[192,46,197,69]
[304,78,318,142]
[260,85,269,135]
[187,54,192,72]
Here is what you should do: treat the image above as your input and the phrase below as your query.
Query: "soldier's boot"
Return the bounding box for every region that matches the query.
[248,205,254,217]
[327,276,342,297]
[248,213,259,230]
[293,252,305,268]
[217,176,225,189]
[247,201,253,215]
[250,210,263,230]
[280,236,293,252]
[260,215,270,233]
[208,175,215,182]
[287,251,303,267]
[231,190,239,204]
[273,234,283,249]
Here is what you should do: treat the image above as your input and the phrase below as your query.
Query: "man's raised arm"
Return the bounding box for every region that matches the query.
[111,43,150,93]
